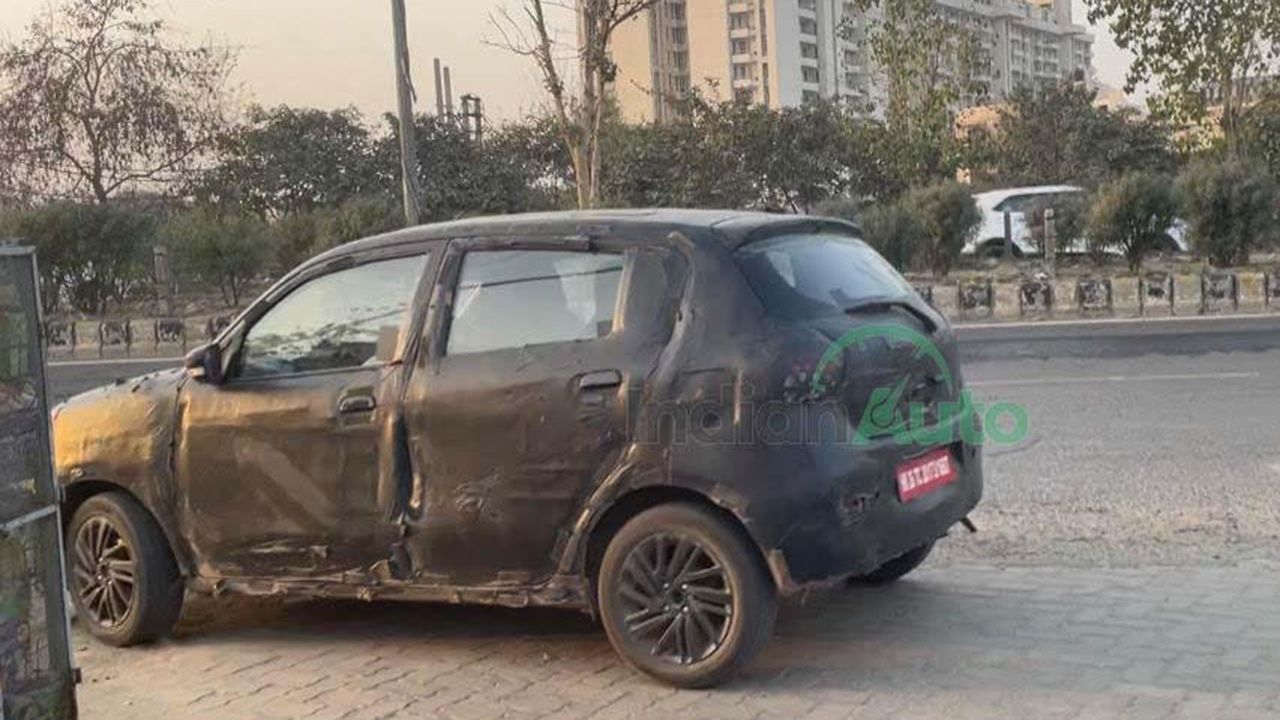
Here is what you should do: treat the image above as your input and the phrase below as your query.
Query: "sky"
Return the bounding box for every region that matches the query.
[1,0,1140,123]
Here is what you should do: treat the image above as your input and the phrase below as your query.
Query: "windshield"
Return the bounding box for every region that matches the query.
[735,233,916,320]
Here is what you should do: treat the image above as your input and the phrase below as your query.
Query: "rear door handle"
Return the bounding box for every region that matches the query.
[578,370,622,391]
[338,395,377,414]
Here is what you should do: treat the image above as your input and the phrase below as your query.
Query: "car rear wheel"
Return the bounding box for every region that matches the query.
[67,492,183,646]
[597,503,777,688]
[850,542,935,586]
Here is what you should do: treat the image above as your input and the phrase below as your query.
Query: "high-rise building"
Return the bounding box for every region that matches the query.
[609,0,1094,123]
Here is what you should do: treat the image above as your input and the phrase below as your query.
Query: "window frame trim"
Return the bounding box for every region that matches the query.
[426,235,635,364]
[220,244,440,386]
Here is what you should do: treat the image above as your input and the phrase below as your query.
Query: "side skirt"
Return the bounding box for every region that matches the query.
[187,572,590,612]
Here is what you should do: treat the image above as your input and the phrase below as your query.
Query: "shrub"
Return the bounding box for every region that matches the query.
[271,210,326,273]
[271,197,405,273]
[319,196,403,250]
[815,197,920,272]
[859,202,923,272]
[0,201,153,314]
[161,206,273,307]
[1176,159,1279,267]
[1242,87,1280,180]
[1026,192,1090,259]
[1088,172,1177,272]
[903,182,981,278]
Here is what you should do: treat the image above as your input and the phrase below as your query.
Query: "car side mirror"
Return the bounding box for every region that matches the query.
[184,343,224,384]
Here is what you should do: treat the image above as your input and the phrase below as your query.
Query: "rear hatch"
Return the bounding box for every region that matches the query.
[735,231,964,442]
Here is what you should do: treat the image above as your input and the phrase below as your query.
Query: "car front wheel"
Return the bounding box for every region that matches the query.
[597,503,777,688]
[67,491,184,646]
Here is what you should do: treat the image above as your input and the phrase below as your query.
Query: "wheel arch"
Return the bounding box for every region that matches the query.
[978,237,1025,258]
[62,480,191,577]
[580,485,776,612]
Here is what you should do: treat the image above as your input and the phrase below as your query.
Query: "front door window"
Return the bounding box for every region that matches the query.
[239,254,429,378]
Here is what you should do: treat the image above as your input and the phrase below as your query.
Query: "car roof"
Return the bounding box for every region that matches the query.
[973,185,1083,205]
[309,209,862,265]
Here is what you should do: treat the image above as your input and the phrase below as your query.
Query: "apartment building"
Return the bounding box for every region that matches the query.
[609,0,1094,122]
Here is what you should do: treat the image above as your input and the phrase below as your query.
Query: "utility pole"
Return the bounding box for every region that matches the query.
[433,58,445,116]
[392,0,422,225]
[1044,208,1057,279]
[443,66,454,116]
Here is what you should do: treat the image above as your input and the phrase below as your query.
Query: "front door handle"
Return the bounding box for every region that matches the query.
[578,370,622,391]
[338,395,377,414]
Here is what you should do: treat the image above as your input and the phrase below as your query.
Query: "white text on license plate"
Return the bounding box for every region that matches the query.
[896,449,958,502]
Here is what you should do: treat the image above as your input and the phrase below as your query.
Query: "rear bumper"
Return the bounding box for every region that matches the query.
[765,438,984,594]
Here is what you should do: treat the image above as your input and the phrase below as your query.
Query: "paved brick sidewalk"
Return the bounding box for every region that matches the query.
[74,564,1280,720]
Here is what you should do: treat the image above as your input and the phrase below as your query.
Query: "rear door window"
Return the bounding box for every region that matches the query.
[735,234,914,320]
[446,250,625,355]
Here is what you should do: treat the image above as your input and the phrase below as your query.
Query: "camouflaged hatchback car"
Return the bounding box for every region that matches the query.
[54,210,982,687]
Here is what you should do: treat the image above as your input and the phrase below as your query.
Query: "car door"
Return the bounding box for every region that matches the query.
[175,246,437,579]
[401,236,687,585]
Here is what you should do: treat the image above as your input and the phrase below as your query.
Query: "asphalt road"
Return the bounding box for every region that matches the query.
[47,315,1280,569]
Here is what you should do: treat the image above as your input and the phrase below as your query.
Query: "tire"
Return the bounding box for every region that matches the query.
[597,503,777,688]
[979,240,1027,261]
[1157,235,1181,254]
[67,492,183,646]
[850,542,934,587]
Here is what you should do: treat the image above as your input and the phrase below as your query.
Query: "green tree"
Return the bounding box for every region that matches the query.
[1242,85,1280,179]
[0,201,153,314]
[384,114,558,222]
[967,83,1177,189]
[271,211,328,274]
[848,0,985,189]
[271,197,407,272]
[197,106,388,217]
[903,182,980,277]
[599,119,702,208]
[860,202,923,272]
[1026,192,1092,259]
[162,207,272,307]
[317,197,404,250]
[814,196,922,272]
[1089,172,1178,272]
[601,97,893,211]
[0,0,234,202]
[1085,0,1280,157]
[484,116,572,210]
[1176,159,1278,267]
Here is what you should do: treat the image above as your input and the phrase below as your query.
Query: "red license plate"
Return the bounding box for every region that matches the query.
[896,449,958,503]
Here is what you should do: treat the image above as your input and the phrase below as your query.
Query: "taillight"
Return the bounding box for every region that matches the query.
[781,338,846,403]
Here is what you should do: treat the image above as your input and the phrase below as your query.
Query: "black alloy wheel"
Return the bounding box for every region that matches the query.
[598,503,777,688]
[67,492,183,646]
[72,516,137,628]
[616,532,733,665]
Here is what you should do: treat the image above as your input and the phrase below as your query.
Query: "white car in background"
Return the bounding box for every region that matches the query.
[966,185,1189,258]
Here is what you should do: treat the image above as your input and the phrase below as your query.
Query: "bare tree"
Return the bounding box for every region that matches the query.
[0,0,235,203]
[493,0,656,209]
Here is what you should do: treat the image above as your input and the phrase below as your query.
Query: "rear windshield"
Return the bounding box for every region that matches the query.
[735,233,915,320]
